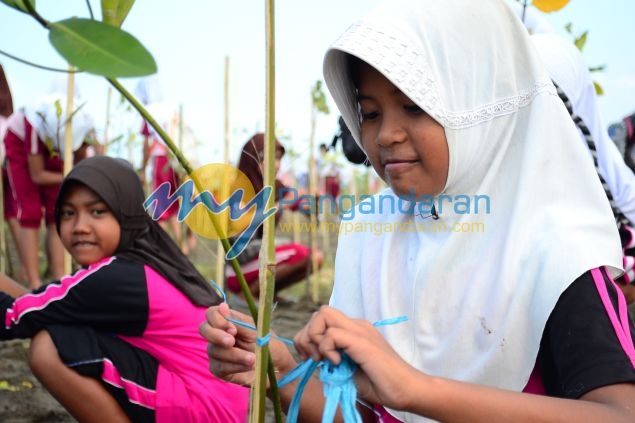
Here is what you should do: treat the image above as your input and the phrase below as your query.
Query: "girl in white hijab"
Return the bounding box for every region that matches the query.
[201,0,635,421]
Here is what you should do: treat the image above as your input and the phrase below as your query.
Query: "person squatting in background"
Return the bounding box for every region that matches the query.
[225,133,323,301]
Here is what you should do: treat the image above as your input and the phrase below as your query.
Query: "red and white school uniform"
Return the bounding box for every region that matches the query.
[3,112,62,228]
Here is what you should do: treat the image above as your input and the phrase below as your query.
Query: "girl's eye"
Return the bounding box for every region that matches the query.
[360,110,379,122]
[404,104,424,114]
[60,209,74,218]
[91,208,107,217]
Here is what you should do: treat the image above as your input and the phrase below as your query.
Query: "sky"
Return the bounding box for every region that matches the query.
[1,0,634,172]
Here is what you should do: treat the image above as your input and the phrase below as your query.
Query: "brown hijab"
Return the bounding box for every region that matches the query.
[236,133,287,240]
[237,132,286,197]
[55,156,222,307]
[0,64,13,118]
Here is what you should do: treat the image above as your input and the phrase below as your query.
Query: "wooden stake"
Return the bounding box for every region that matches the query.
[251,1,283,421]
[308,103,319,304]
[215,56,230,289]
[62,68,75,275]
[103,86,112,155]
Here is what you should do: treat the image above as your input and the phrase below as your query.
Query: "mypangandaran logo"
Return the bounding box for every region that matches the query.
[143,163,276,260]
[143,163,490,260]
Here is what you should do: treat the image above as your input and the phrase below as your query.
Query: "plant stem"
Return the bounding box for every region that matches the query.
[23,0,49,28]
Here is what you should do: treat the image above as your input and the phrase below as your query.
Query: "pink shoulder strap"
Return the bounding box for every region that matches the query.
[591,267,635,368]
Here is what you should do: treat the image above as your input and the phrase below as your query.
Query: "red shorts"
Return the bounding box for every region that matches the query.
[152,155,179,221]
[325,176,340,198]
[225,243,311,293]
[4,130,60,228]
[3,167,16,220]
[6,161,59,228]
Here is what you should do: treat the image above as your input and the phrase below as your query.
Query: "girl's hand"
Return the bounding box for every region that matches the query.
[200,303,297,388]
[293,306,424,411]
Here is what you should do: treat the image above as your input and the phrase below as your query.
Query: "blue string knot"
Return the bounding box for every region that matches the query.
[320,354,362,423]
[279,315,408,423]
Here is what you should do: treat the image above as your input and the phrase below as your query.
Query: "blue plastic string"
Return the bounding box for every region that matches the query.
[209,280,293,346]
[373,315,408,327]
[320,354,361,423]
[278,358,320,422]
[225,317,295,346]
[278,315,408,423]
[209,279,227,303]
[213,277,407,422]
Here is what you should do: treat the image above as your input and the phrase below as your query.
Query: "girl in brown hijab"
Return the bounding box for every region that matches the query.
[226,133,323,299]
[0,156,248,422]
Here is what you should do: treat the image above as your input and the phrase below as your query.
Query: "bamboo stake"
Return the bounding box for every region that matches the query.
[251,0,282,421]
[215,56,230,289]
[308,103,319,304]
[62,68,75,276]
[102,86,112,155]
[178,104,187,254]
[320,170,331,275]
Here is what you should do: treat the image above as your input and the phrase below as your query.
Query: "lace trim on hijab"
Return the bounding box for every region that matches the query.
[443,79,556,129]
[332,22,556,130]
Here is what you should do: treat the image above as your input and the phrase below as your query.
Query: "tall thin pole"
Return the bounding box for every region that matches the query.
[308,102,319,303]
[102,86,112,154]
[178,104,187,253]
[215,56,230,289]
[62,68,75,275]
[251,0,280,421]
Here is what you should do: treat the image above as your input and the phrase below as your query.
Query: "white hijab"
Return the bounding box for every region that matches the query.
[134,75,175,140]
[21,93,95,159]
[323,1,622,421]
[532,33,635,224]
[507,0,557,35]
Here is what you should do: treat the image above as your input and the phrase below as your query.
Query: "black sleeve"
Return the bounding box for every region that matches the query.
[539,268,635,398]
[0,258,149,340]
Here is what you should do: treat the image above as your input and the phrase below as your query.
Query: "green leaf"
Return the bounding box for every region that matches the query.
[593,81,603,96]
[0,0,35,13]
[564,22,572,34]
[101,0,135,27]
[311,80,330,115]
[49,18,157,78]
[588,64,606,73]
[574,30,588,51]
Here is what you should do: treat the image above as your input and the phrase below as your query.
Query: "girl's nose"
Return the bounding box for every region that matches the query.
[72,212,90,233]
[376,116,407,147]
